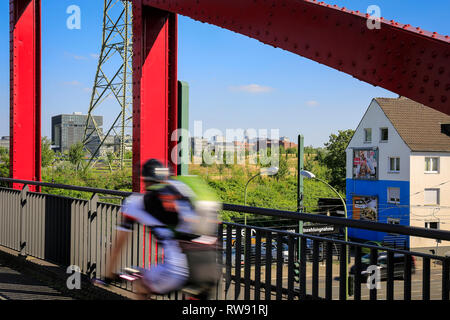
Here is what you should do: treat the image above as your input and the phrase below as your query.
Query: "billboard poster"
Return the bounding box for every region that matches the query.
[353,149,378,180]
[352,196,378,221]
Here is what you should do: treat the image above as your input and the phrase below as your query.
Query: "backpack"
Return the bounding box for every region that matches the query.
[168,175,222,238]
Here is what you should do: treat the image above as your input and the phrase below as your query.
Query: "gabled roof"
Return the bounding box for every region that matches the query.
[375,97,450,152]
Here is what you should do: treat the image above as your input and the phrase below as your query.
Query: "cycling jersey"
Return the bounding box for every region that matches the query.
[119,186,190,294]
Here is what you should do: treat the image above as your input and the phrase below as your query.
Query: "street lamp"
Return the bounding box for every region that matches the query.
[300,170,349,299]
[244,166,279,223]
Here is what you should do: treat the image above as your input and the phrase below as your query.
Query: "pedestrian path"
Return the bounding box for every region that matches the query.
[0,264,73,300]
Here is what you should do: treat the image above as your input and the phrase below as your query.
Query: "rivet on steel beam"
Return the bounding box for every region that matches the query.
[429,96,434,102]
[434,80,440,87]
[420,87,425,93]
[442,96,447,103]
[423,76,429,82]
[439,67,445,74]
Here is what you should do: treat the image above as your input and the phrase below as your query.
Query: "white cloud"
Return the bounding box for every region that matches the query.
[229,84,274,94]
[305,100,320,107]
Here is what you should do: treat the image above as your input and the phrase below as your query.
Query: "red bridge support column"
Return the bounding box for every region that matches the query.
[132,1,178,193]
[10,0,41,191]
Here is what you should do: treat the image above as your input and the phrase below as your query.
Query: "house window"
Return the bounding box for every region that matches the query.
[425,157,439,173]
[424,188,440,205]
[380,128,389,142]
[425,221,440,229]
[387,187,400,204]
[389,157,400,172]
[364,128,372,143]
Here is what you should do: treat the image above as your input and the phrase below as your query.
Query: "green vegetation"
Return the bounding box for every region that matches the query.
[0,147,9,187]
[320,129,355,192]
[41,137,55,168]
[0,130,353,221]
[68,142,86,170]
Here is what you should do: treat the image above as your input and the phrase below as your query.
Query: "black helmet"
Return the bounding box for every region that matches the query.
[141,159,169,182]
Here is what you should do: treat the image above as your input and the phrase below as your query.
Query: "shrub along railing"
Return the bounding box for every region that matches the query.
[0,177,449,300]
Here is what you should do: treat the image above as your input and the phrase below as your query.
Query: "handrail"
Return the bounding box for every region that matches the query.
[223,221,447,261]
[0,177,133,197]
[223,203,450,242]
[2,177,450,241]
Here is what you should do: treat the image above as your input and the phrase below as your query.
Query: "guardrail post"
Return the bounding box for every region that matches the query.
[19,184,29,256]
[87,193,98,278]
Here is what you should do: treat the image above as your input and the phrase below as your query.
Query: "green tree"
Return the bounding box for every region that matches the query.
[41,137,55,168]
[286,147,297,155]
[322,129,354,192]
[275,154,289,181]
[68,142,86,170]
[0,147,9,179]
[124,150,133,160]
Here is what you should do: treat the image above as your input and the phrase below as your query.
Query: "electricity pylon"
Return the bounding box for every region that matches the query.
[82,0,133,170]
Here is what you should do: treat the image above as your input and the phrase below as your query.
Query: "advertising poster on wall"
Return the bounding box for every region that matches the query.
[352,196,378,221]
[353,149,378,180]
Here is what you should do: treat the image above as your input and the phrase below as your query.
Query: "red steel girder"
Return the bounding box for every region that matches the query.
[132,1,178,193]
[142,0,450,115]
[10,0,41,191]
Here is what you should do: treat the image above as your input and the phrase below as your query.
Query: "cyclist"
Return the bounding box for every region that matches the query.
[106,159,220,299]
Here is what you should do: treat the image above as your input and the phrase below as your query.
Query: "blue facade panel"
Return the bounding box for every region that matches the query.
[346,178,410,247]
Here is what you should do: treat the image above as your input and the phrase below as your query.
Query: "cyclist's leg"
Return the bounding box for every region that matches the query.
[139,264,188,296]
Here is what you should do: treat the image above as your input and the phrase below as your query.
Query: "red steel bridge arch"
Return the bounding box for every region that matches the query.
[10,0,450,192]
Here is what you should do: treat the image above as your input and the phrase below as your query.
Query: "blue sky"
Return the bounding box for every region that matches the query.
[0,0,449,147]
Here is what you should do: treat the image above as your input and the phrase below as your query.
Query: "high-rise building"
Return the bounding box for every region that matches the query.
[52,113,103,155]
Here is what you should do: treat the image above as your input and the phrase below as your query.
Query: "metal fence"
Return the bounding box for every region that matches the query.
[0,178,449,300]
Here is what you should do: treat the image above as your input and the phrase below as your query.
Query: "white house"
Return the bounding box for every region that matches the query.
[346,97,450,254]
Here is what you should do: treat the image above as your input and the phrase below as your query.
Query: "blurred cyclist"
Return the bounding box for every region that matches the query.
[106,159,221,299]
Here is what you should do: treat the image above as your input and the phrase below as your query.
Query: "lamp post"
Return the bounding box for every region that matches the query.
[244,166,279,225]
[300,170,348,299]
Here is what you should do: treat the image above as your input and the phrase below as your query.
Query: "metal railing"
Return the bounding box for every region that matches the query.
[0,177,449,300]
